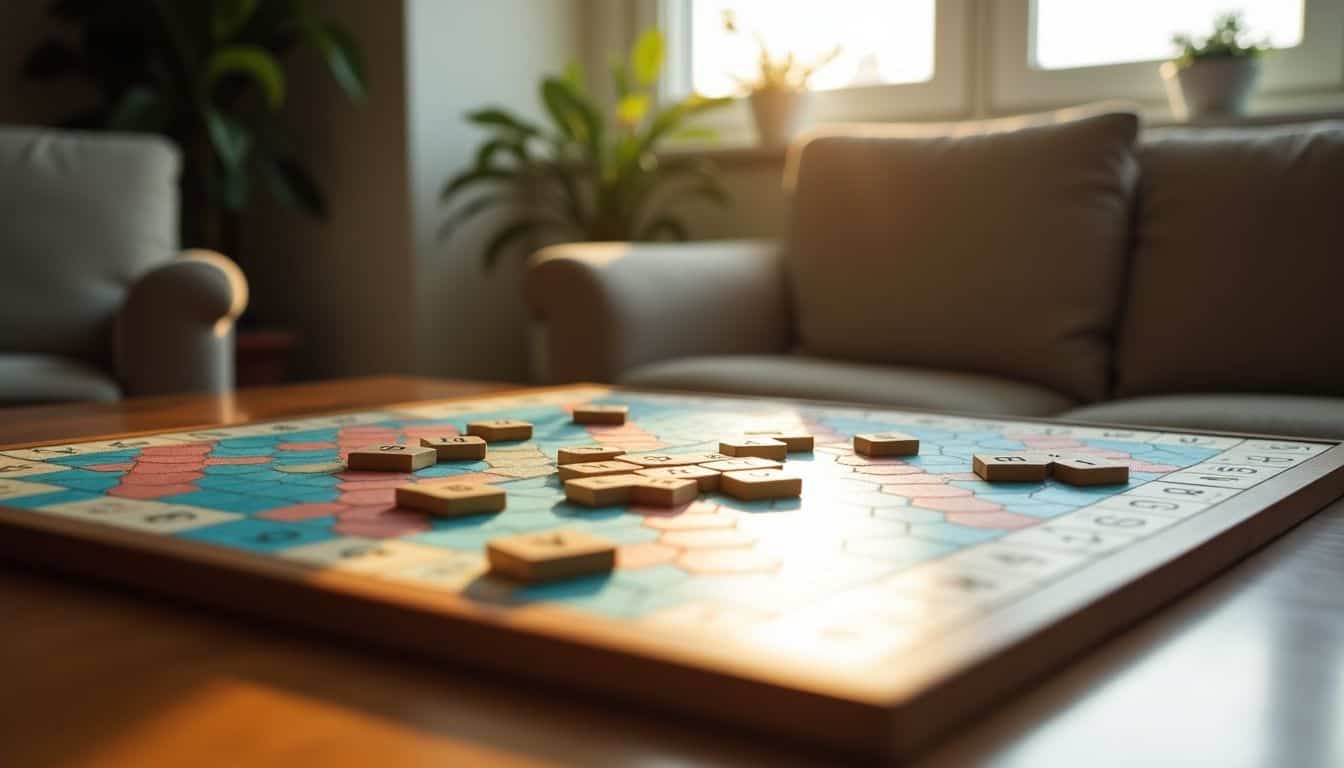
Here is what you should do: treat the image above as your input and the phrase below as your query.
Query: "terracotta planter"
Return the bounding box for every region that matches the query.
[749,87,813,149]
[1160,57,1261,120]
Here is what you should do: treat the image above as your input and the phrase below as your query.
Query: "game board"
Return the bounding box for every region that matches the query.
[2,385,1342,758]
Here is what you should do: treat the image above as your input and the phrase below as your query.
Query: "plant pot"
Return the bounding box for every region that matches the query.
[749,87,813,149]
[1160,57,1261,120]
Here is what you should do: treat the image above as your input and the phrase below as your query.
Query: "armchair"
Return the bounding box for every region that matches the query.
[0,125,247,406]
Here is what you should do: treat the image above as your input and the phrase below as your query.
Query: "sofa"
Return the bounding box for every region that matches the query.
[0,125,248,406]
[525,108,1344,439]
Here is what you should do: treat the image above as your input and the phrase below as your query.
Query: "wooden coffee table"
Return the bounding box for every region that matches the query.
[3,377,1342,767]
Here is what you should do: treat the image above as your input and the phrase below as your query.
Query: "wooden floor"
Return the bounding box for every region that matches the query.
[3,377,1343,767]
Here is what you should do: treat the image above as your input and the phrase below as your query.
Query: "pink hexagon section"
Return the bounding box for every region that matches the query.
[617,542,680,569]
[946,510,1038,530]
[913,497,1004,514]
[660,529,757,550]
[679,548,780,575]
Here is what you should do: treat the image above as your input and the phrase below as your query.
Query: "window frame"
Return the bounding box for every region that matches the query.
[647,0,974,141]
[988,0,1344,114]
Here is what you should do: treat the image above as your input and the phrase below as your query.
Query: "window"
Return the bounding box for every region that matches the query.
[638,0,1344,137]
[656,0,971,132]
[989,0,1343,114]
[686,0,936,97]
[1034,0,1305,70]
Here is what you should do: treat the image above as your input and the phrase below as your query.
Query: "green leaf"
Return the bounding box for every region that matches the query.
[638,214,689,241]
[474,138,526,169]
[212,161,250,211]
[541,77,602,158]
[616,93,650,127]
[608,53,631,100]
[206,108,253,172]
[630,28,665,87]
[212,0,258,42]
[562,58,586,93]
[440,166,518,203]
[104,85,166,133]
[260,152,327,218]
[204,45,286,109]
[304,21,367,104]
[466,107,541,136]
[483,218,568,270]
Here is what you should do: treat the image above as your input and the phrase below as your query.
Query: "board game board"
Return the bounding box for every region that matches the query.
[2,385,1342,758]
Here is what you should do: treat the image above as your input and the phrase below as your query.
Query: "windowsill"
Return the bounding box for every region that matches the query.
[661,98,1344,167]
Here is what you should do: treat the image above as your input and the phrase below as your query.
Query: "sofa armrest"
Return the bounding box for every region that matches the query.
[525,240,790,383]
[115,249,249,396]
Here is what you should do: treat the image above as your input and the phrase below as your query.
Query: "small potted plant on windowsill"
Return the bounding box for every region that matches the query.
[722,11,840,149]
[1161,11,1270,120]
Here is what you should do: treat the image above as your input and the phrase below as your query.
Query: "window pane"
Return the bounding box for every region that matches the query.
[1034,0,1304,70]
[689,0,936,97]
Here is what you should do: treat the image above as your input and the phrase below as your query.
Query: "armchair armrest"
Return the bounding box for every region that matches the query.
[115,249,249,396]
[525,240,790,383]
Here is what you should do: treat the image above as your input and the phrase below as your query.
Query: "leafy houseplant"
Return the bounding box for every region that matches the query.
[440,28,732,270]
[721,10,840,149]
[1161,12,1269,119]
[23,0,367,257]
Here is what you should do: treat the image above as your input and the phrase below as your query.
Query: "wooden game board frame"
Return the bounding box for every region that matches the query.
[2,383,1343,759]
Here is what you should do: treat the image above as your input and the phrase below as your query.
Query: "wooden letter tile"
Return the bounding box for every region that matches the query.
[396,482,505,516]
[1051,457,1130,487]
[700,457,783,473]
[564,475,643,507]
[854,432,920,457]
[556,460,642,482]
[972,454,1051,482]
[720,469,802,501]
[465,420,534,442]
[632,477,700,507]
[419,435,488,461]
[346,444,437,472]
[719,438,788,461]
[572,404,628,425]
[557,446,627,465]
[487,529,617,583]
[744,430,815,453]
[635,465,721,492]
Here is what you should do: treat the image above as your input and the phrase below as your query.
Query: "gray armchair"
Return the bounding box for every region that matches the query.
[0,125,247,406]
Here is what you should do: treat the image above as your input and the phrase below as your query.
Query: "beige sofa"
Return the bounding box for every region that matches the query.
[526,110,1344,439]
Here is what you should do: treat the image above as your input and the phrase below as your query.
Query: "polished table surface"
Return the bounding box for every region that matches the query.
[3,377,1342,767]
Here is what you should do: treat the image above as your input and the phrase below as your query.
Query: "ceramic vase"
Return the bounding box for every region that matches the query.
[1160,57,1261,120]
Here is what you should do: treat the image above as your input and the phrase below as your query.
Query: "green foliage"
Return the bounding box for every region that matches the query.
[1172,11,1272,67]
[441,28,732,270]
[21,0,368,249]
[721,9,839,92]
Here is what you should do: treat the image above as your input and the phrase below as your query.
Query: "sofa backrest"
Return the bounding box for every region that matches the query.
[785,107,1139,403]
[1116,121,1344,397]
[0,125,180,367]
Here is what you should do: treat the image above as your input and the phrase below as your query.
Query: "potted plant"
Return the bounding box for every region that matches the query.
[1161,11,1269,120]
[441,29,732,269]
[721,10,840,149]
[23,0,367,259]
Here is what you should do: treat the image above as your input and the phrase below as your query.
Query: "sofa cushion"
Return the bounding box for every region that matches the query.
[1062,394,1344,440]
[1116,122,1344,397]
[0,125,180,367]
[620,354,1076,416]
[787,107,1139,403]
[0,354,121,405]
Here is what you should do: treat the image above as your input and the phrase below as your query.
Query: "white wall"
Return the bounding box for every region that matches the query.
[406,0,583,382]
